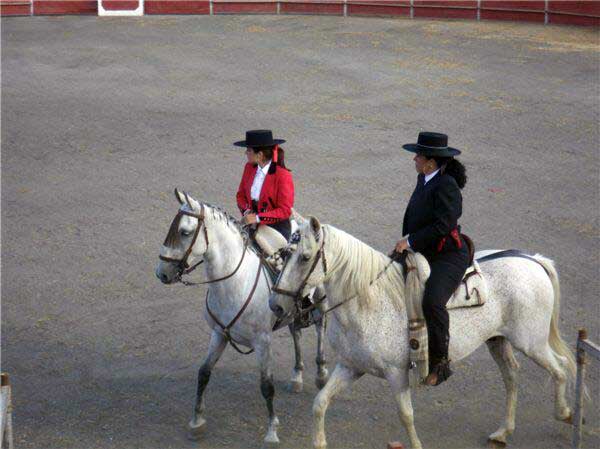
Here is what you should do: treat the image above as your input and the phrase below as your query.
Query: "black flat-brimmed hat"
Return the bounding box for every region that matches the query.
[233,130,286,148]
[402,132,461,157]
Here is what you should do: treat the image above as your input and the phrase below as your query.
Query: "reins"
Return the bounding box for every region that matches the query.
[318,258,397,315]
[159,203,262,354]
[205,258,263,355]
[272,228,405,317]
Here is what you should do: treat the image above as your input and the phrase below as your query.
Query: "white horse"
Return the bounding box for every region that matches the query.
[155,190,329,445]
[269,217,576,449]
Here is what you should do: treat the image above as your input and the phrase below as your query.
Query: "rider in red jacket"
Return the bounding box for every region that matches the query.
[235,130,294,240]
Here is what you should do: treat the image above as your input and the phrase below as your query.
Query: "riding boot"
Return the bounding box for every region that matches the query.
[424,356,453,386]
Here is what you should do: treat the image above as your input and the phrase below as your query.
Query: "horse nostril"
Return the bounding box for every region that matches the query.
[157,272,170,284]
[271,304,284,317]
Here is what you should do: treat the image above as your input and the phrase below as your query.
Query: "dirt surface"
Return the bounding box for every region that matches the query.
[2,14,599,449]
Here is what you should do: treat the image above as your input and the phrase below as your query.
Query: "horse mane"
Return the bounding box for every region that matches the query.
[202,203,249,240]
[163,202,250,250]
[322,225,409,311]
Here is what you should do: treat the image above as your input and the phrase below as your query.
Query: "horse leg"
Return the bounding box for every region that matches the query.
[312,363,362,449]
[519,342,572,422]
[256,334,280,446]
[314,312,329,390]
[188,330,227,438]
[386,369,423,449]
[486,337,519,445]
[288,322,304,393]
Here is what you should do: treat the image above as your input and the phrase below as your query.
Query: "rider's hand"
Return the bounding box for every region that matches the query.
[243,213,258,225]
[395,238,409,253]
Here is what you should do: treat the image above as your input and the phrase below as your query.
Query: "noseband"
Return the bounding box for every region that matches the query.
[159,206,209,276]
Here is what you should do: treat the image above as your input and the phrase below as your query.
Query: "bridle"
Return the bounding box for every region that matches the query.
[158,202,259,354]
[272,228,405,317]
[271,229,328,314]
[159,204,248,286]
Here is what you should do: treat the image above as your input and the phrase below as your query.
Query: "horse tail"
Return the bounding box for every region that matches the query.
[532,254,577,383]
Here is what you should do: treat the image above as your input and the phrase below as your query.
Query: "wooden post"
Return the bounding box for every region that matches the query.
[572,329,587,449]
[0,373,13,449]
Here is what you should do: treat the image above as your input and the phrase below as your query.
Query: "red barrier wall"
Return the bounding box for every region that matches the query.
[347,1,410,17]
[145,0,209,13]
[102,0,139,9]
[0,1,31,15]
[414,1,477,20]
[2,0,599,26]
[34,0,97,14]
[281,1,343,14]
[549,0,600,25]
[213,1,277,14]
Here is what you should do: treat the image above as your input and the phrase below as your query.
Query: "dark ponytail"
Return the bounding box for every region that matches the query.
[432,156,467,189]
[254,145,289,170]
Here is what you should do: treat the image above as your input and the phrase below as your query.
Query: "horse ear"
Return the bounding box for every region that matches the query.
[310,216,321,237]
[183,191,192,208]
[174,188,185,205]
[183,191,201,211]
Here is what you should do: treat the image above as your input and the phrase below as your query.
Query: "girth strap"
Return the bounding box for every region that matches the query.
[205,258,263,355]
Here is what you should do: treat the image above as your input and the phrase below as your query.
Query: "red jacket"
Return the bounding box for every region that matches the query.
[236,162,294,225]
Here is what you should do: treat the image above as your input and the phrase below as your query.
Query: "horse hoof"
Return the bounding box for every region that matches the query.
[561,414,585,426]
[315,376,329,390]
[487,438,507,448]
[187,417,207,440]
[287,381,303,393]
[263,433,280,447]
[560,414,573,425]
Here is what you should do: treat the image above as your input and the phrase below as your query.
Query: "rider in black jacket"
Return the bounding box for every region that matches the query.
[394,132,470,386]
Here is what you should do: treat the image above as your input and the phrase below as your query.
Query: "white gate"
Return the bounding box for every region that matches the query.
[98,0,144,16]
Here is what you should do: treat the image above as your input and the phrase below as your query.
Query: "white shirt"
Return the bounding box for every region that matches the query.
[251,160,271,201]
[406,169,440,248]
[250,161,271,223]
[425,168,440,184]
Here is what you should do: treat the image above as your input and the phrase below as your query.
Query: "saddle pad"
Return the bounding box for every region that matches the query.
[255,225,288,257]
[446,260,488,310]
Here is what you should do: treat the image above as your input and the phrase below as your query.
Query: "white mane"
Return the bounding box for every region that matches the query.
[320,224,410,311]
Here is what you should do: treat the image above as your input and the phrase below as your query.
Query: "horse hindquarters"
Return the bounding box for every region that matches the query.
[486,337,519,444]
[485,257,574,423]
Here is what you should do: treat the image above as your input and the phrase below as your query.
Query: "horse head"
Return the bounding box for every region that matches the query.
[269,216,327,319]
[155,188,209,284]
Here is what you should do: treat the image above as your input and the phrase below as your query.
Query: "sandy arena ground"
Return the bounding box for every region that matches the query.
[2,14,599,449]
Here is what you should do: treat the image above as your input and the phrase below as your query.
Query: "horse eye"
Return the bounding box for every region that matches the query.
[301,254,311,262]
[181,229,192,237]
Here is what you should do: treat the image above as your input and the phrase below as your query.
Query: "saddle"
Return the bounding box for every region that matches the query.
[255,225,288,257]
[446,260,488,309]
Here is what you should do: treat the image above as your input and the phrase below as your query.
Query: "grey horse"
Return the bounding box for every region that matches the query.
[270,217,575,449]
[155,190,328,445]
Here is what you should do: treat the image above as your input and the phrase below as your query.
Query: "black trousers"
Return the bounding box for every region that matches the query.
[251,200,292,241]
[422,243,470,362]
[267,219,291,241]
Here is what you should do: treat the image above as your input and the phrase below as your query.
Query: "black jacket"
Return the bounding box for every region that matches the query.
[402,172,463,260]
